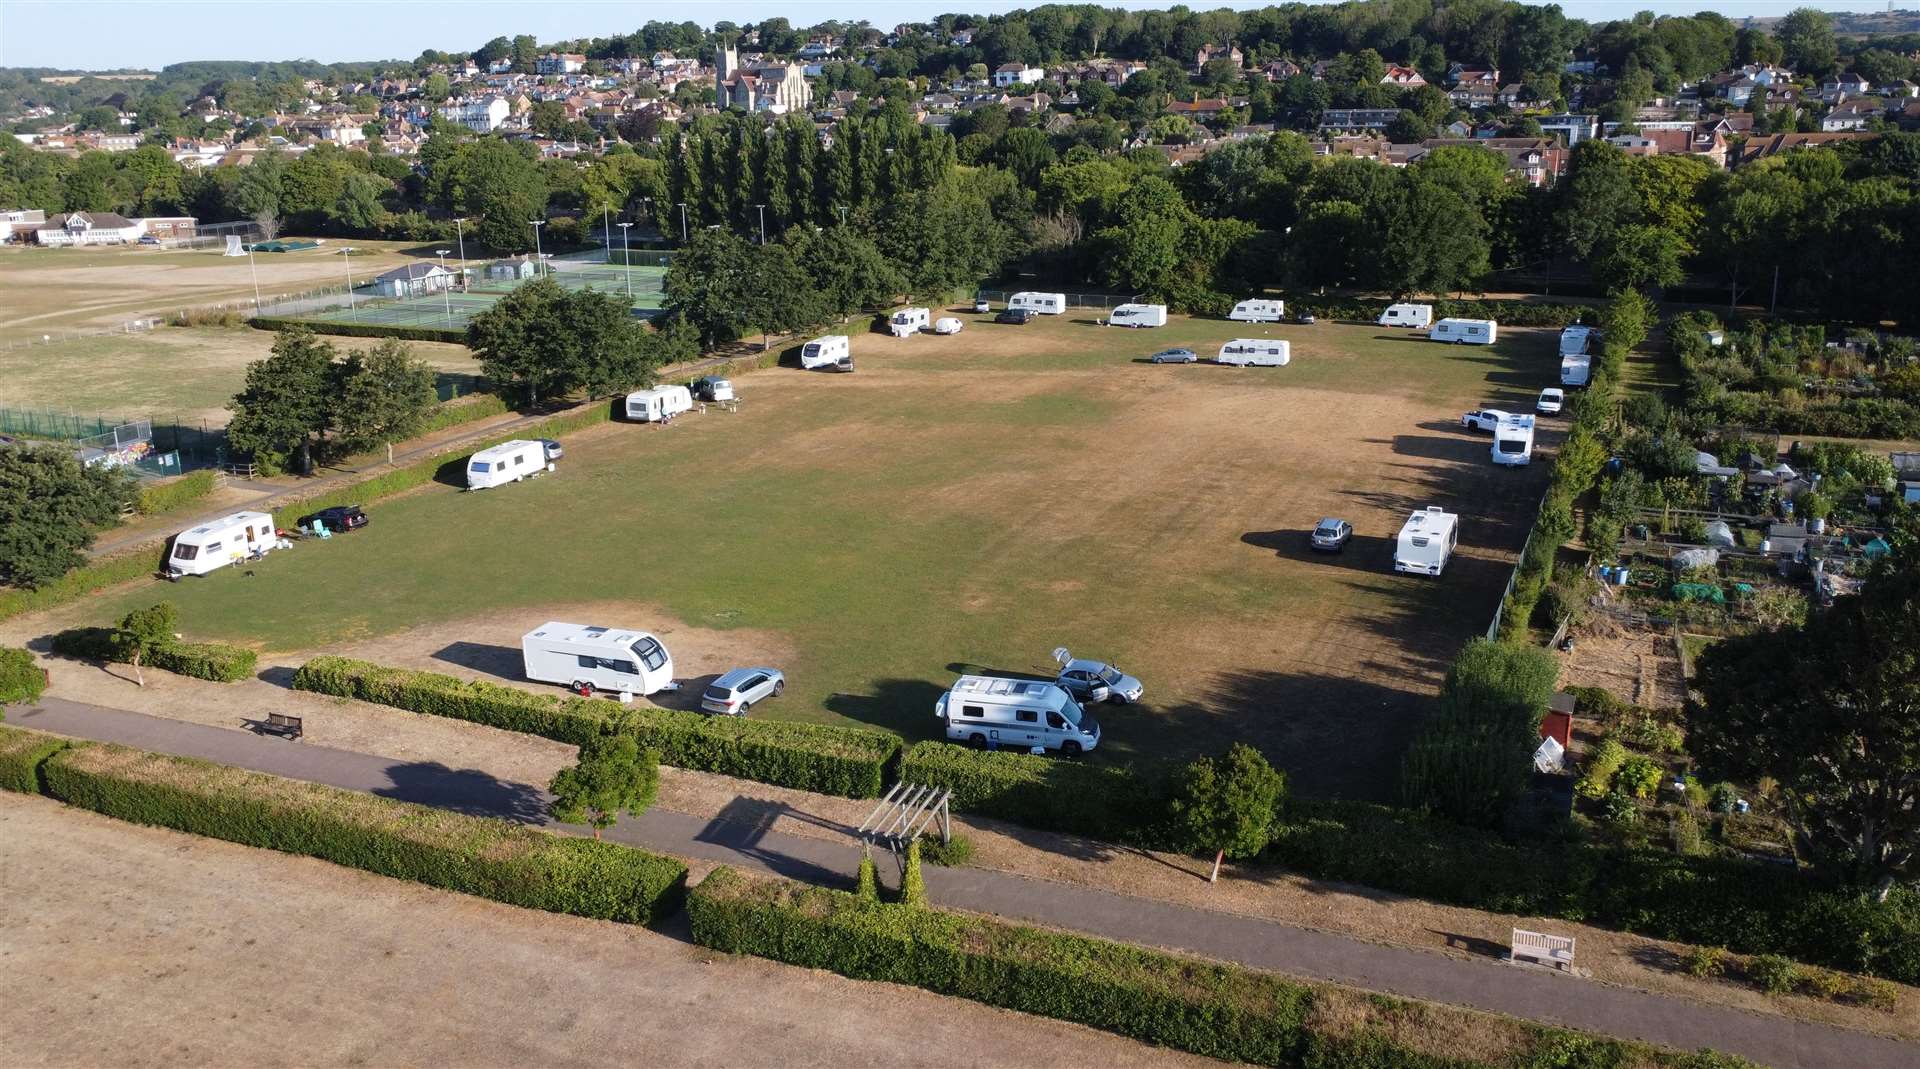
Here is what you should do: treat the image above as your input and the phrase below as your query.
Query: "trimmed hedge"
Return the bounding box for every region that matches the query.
[0,725,67,793]
[50,626,257,683]
[415,393,510,436]
[251,316,467,344]
[292,656,899,798]
[688,866,1752,1069]
[1397,640,1558,826]
[41,739,687,924]
[0,549,164,624]
[0,646,47,706]
[899,741,1176,843]
[133,469,219,516]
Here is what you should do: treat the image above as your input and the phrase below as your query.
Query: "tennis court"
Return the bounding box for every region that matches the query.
[297,262,668,332]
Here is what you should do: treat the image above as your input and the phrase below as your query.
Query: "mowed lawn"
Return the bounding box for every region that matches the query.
[84,311,1560,799]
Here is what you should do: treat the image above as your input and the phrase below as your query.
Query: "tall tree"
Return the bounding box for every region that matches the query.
[444,138,548,252]
[0,447,131,589]
[334,339,438,464]
[549,733,659,839]
[226,329,338,473]
[1558,140,1641,262]
[466,278,660,403]
[1774,8,1838,76]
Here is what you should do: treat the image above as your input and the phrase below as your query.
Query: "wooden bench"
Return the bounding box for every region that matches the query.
[260,713,304,740]
[1509,928,1576,972]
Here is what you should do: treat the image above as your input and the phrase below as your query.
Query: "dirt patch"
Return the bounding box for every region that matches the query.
[1557,622,1688,711]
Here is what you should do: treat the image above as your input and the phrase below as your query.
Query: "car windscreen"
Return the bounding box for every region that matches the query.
[632,637,667,671]
[1096,666,1123,685]
[1058,699,1084,726]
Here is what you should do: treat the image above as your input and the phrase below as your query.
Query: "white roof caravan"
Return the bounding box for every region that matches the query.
[1492,414,1536,467]
[167,510,278,578]
[1008,291,1066,315]
[1228,299,1284,323]
[889,307,930,337]
[1394,506,1459,576]
[800,334,850,369]
[1559,325,1595,356]
[1560,354,1592,387]
[1378,303,1434,329]
[625,384,693,423]
[1107,302,1167,328]
[935,675,1102,756]
[1218,339,1290,366]
[466,439,551,490]
[1431,318,1498,345]
[522,621,674,697]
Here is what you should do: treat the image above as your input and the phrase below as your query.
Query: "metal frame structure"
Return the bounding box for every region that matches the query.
[857,782,952,859]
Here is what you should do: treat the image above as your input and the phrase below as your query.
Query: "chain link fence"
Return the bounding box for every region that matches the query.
[0,407,227,474]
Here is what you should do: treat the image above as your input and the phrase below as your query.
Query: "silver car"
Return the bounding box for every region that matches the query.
[1056,658,1144,704]
[701,667,785,716]
[1149,348,1198,364]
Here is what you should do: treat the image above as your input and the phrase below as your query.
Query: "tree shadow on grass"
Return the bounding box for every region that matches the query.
[823,678,946,740]
[693,795,852,886]
[373,760,551,824]
[431,641,522,681]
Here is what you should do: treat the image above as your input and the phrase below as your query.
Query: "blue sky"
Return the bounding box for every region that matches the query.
[0,1,1886,71]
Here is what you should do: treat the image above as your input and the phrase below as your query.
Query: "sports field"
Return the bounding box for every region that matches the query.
[296,262,668,332]
[73,309,1559,800]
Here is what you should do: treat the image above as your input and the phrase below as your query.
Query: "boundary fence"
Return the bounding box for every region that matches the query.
[0,407,228,473]
[975,289,1140,310]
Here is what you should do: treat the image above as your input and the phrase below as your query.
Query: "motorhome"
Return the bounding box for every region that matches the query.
[934,675,1102,756]
[889,307,930,337]
[1377,303,1434,329]
[1560,354,1592,387]
[1393,506,1459,576]
[1228,298,1285,323]
[800,335,850,369]
[166,510,278,578]
[521,621,674,697]
[466,439,551,490]
[1430,318,1498,345]
[1492,414,1536,466]
[1107,303,1168,328]
[624,385,693,422]
[1218,339,1290,366]
[1008,291,1067,315]
[1558,325,1595,356]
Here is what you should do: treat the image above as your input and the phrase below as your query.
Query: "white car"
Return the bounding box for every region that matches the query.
[933,317,964,335]
[1461,409,1512,433]
[1536,388,1565,415]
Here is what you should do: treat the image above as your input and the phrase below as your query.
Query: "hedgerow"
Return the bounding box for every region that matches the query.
[250,316,467,344]
[0,725,66,793]
[49,626,257,683]
[133,469,220,516]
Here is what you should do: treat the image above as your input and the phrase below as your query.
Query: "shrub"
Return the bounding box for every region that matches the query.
[251,316,466,344]
[1618,756,1666,799]
[918,833,973,868]
[133,470,219,516]
[856,851,880,901]
[0,725,66,793]
[0,549,166,624]
[1566,685,1628,722]
[899,741,1173,842]
[1670,810,1704,856]
[0,646,47,706]
[1850,978,1900,1012]
[1747,954,1801,995]
[1601,789,1640,828]
[1709,782,1740,814]
[415,393,508,436]
[898,838,928,906]
[1576,738,1629,800]
[42,740,686,924]
[49,626,257,683]
[1399,639,1555,826]
[1685,945,1727,979]
[170,307,246,327]
[1798,968,1850,1001]
[292,657,899,797]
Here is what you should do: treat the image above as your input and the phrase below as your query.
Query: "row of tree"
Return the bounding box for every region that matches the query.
[225,331,440,472]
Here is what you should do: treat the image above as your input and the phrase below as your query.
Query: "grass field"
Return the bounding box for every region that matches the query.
[74,309,1559,800]
[295,262,668,332]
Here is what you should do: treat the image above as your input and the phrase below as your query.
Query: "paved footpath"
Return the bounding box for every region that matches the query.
[9,698,1911,1069]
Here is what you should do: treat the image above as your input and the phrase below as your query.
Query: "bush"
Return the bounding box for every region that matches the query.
[856,851,880,901]
[42,740,687,925]
[1399,639,1555,826]
[918,833,973,867]
[251,316,466,344]
[1747,954,1801,995]
[415,393,508,436]
[899,741,1174,843]
[1618,756,1665,799]
[292,657,899,798]
[49,626,257,683]
[0,549,165,624]
[1685,945,1727,979]
[1577,738,1629,800]
[0,646,47,706]
[0,724,66,793]
[133,470,219,516]
[898,838,928,906]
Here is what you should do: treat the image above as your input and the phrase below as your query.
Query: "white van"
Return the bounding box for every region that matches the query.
[1560,354,1592,387]
[1492,415,1535,466]
[466,439,551,490]
[1228,299,1285,323]
[522,621,674,696]
[1108,303,1168,328]
[1558,325,1595,356]
[1394,506,1459,576]
[167,510,278,578]
[1378,303,1434,329]
[800,335,850,369]
[935,675,1101,756]
[889,307,930,337]
[1431,318,1498,345]
[1218,339,1290,366]
[625,384,693,422]
[1008,291,1067,315]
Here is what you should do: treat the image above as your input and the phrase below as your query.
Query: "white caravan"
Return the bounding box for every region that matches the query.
[466,439,551,490]
[1558,325,1595,356]
[521,621,674,696]
[1378,303,1434,329]
[1560,354,1592,387]
[1492,414,1536,466]
[1108,303,1168,328]
[1393,506,1459,577]
[935,675,1102,756]
[1431,318,1498,345]
[1228,298,1285,323]
[1218,339,1291,366]
[167,510,278,578]
[800,334,850,369]
[625,384,693,422]
[889,307,931,337]
[932,317,964,334]
[1008,291,1067,315]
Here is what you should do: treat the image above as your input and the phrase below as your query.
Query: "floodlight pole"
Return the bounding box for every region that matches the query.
[603,206,612,264]
[754,203,767,245]
[435,249,453,325]
[528,220,546,278]
[454,217,468,291]
[617,222,634,298]
[341,247,356,319]
[245,241,262,310]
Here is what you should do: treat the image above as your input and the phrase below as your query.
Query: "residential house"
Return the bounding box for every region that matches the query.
[1381,65,1427,88]
[1318,108,1404,134]
[1822,98,1883,132]
[487,58,513,75]
[1563,60,1601,76]
[24,211,145,246]
[1538,113,1600,144]
[797,35,837,60]
[1195,43,1243,71]
[993,62,1045,88]
[717,46,812,112]
[439,96,510,133]
[138,217,196,241]
[536,53,587,76]
[1734,131,1878,166]
[0,208,46,242]
[1260,59,1302,82]
[1168,98,1233,119]
[370,262,455,298]
[1821,71,1871,102]
[1497,83,1526,107]
[1448,84,1497,110]
[1420,138,1562,186]
[1447,64,1500,88]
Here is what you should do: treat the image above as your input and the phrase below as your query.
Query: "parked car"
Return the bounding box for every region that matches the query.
[691,376,735,402]
[1055,656,1144,704]
[137,235,161,245]
[1149,348,1198,364]
[1460,409,1512,433]
[933,317,964,335]
[701,667,786,716]
[1295,311,1316,325]
[973,297,991,314]
[540,439,564,460]
[1536,388,1565,415]
[297,505,368,533]
[995,308,1035,325]
[1310,517,1353,552]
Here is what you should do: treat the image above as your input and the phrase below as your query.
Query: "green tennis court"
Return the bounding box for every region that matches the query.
[297,263,668,331]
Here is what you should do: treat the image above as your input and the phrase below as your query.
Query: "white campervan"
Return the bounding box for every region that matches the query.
[167,510,278,578]
[800,334,850,369]
[1218,339,1290,366]
[1560,354,1592,387]
[625,385,693,422]
[1008,291,1067,315]
[935,675,1102,756]
[1228,299,1284,322]
[889,307,930,337]
[522,621,674,697]
[1431,318,1498,345]
[1492,415,1536,467]
[466,439,550,490]
[1559,325,1595,356]
[1394,506,1459,576]
[1108,303,1168,328]
[1378,303,1434,329]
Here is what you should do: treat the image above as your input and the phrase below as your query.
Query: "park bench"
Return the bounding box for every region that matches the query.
[1509,929,1576,972]
[260,713,304,740]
